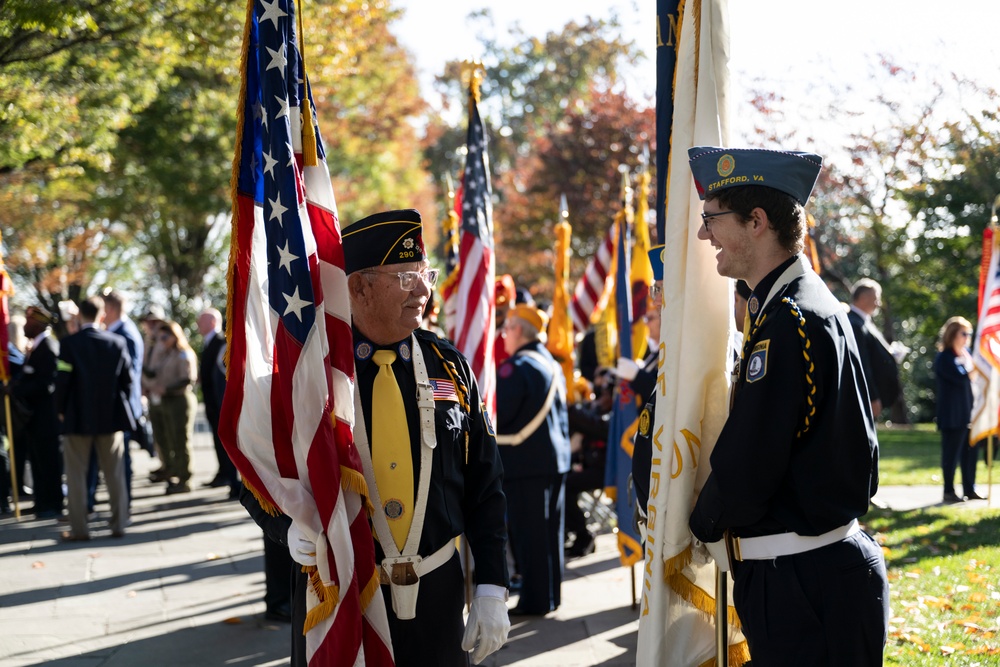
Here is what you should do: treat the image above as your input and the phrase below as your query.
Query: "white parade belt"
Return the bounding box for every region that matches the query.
[726,519,860,562]
[379,539,456,586]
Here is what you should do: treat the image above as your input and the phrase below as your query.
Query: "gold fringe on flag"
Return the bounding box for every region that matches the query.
[666,571,743,630]
[358,568,382,612]
[303,566,341,634]
[340,464,375,516]
[696,641,751,667]
[243,478,282,517]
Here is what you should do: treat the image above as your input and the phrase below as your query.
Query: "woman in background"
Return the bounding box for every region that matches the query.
[142,321,198,495]
[933,316,982,503]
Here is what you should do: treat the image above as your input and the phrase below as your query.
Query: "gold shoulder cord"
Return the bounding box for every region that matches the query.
[780,297,817,438]
[429,343,472,463]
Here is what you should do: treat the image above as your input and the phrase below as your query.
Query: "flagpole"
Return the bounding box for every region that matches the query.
[715,567,728,667]
[989,194,1000,507]
[5,391,20,520]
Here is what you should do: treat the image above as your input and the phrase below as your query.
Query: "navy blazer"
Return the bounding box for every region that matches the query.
[934,348,973,431]
[56,325,136,435]
[496,341,571,479]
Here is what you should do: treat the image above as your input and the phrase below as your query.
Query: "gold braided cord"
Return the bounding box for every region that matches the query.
[296,0,318,167]
[430,343,470,412]
[780,297,817,437]
[225,0,256,373]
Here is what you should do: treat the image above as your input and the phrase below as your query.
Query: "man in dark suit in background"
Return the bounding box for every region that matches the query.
[11,306,64,518]
[85,289,146,511]
[198,307,236,492]
[56,296,135,541]
[849,278,901,418]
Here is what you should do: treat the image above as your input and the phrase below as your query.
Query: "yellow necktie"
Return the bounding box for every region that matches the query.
[371,349,414,551]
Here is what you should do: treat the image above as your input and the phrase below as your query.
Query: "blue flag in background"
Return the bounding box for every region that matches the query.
[604,209,643,567]
[656,0,682,245]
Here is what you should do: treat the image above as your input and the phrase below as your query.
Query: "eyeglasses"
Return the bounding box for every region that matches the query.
[362,268,440,291]
[700,209,737,232]
[649,284,663,299]
[960,331,972,338]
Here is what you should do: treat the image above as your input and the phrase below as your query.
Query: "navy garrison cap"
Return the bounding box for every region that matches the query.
[342,209,426,274]
[647,245,665,282]
[688,146,823,205]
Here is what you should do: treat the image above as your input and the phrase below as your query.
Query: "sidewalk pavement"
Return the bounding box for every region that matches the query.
[0,419,996,667]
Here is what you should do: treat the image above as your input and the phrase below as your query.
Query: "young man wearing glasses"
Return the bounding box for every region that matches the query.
[686,147,889,666]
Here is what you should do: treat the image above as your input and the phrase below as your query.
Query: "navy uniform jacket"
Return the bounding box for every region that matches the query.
[632,391,656,512]
[691,258,879,543]
[354,327,508,588]
[495,341,571,480]
[934,348,973,431]
[12,334,60,440]
[56,325,135,435]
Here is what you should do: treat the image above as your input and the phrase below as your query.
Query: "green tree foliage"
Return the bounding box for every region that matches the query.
[421,11,644,296]
[304,0,433,229]
[0,0,240,316]
[495,87,654,297]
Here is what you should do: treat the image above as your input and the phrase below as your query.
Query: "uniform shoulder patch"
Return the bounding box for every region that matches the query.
[638,404,653,437]
[746,339,769,383]
[482,402,496,437]
[498,362,513,378]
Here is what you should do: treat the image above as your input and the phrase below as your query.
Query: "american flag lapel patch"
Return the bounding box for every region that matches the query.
[429,378,460,402]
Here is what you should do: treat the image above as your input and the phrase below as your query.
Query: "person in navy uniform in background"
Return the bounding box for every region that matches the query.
[686,146,888,666]
[496,304,571,616]
[11,306,64,518]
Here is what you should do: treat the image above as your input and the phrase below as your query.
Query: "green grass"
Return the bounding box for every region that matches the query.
[864,506,1000,665]
[879,425,997,487]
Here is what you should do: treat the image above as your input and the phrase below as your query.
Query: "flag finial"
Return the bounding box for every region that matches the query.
[619,167,633,208]
[560,194,569,221]
[461,60,485,104]
[991,193,1000,227]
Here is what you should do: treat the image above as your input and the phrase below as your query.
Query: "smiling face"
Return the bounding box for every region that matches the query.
[696,202,754,281]
[349,260,431,345]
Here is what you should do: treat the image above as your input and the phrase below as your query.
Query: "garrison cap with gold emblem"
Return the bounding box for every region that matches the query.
[342,208,426,274]
[508,304,548,333]
[688,146,823,205]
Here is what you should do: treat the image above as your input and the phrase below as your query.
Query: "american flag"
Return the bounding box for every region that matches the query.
[220,1,393,664]
[0,261,12,383]
[971,226,1000,442]
[448,81,496,416]
[429,378,460,403]
[569,222,615,334]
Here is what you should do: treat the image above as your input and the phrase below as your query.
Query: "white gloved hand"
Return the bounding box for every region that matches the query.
[286,521,317,567]
[461,588,510,665]
[613,357,640,381]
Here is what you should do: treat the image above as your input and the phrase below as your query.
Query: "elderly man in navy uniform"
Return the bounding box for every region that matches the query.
[496,304,571,616]
[686,147,889,665]
[288,208,509,666]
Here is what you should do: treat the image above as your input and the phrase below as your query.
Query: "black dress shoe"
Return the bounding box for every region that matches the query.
[265,603,292,622]
[964,491,986,501]
[943,491,964,504]
[566,533,596,558]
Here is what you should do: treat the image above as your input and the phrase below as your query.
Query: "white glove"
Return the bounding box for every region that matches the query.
[613,357,640,381]
[286,521,317,567]
[461,588,510,665]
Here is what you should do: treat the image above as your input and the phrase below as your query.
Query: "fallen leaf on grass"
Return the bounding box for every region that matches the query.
[31,562,44,569]
[206,553,220,561]
[222,617,243,624]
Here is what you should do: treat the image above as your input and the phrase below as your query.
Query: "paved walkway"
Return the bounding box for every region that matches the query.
[0,422,996,667]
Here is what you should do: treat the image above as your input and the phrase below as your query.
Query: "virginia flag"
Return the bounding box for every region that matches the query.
[971,225,1000,444]
[604,191,643,567]
[221,1,393,664]
[637,0,749,665]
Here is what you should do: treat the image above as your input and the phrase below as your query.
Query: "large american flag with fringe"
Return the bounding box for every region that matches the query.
[448,83,496,416]
[220,0,393,664]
